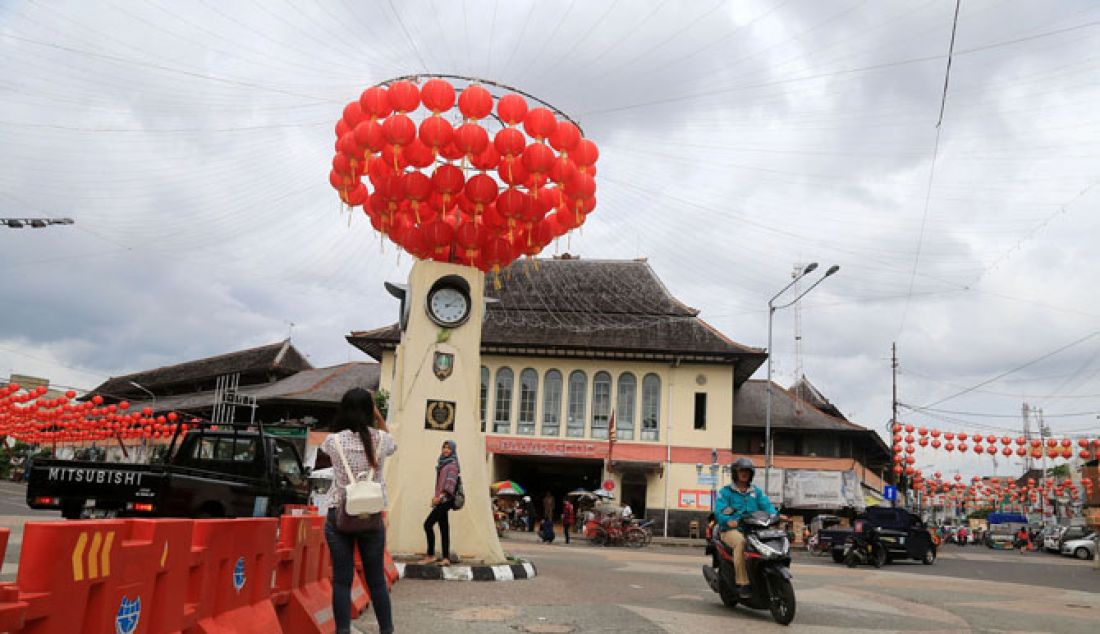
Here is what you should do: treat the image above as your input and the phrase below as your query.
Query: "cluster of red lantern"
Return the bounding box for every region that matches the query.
[910,471,1097,512]
[889,423,1100,476]
[0,383,193,446]
[329,78,598,277]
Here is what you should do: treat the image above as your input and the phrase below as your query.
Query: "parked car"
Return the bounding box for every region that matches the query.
[27,427,310,519]
[1057,526,1095,551]
[1042,526,1066,552]
[1061,536,1097,560]
[821,506,936,565]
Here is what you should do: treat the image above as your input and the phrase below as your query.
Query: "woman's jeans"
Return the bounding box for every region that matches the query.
[324,510,394,634]
[423,501,453,558]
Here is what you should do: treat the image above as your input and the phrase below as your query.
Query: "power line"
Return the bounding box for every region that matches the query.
[897,0,961,339]
[919,330,1100,408]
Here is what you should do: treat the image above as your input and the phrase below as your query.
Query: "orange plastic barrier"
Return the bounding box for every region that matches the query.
[14,518,193,634]
[0,513,398,633]
[185,518,282,634]
[273,514,334,634]
[0,527,28,631]
[384,550,400,588]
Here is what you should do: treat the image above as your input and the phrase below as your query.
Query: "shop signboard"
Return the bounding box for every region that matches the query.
[782,469,864,510]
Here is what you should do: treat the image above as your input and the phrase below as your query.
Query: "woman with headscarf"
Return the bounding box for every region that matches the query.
[421,439,459,565]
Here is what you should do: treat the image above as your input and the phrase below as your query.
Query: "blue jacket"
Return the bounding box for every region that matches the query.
[715,483,776,532]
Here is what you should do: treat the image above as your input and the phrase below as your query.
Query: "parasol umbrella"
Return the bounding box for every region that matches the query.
[491,480,526,496]
[566,488,596,499]
[593,488,615,499]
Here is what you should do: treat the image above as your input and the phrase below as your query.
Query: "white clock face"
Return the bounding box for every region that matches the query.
[428,287,469,326]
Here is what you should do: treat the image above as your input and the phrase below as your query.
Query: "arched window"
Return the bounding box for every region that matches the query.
[616,373,637,441]
[641,373,661,441]
[567,370,587,437]
[479,366,489,433]
[591,371,611,439]
[542,370,563,436]
[517,368,538,435]
[493,367,513,434]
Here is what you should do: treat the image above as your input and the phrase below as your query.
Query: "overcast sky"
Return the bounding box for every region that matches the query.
[2,1,1099,477]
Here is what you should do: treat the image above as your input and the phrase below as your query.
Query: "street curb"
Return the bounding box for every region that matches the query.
[395,561,537,581]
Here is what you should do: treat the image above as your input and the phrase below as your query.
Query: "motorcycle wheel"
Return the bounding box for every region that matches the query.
[922,547,936,565]
[831,550,845,564]
[872,545,886,569]
[845,551,858,568]
[718,579,740,607]
[768,577,797,626]
[590,529,607,547]
[625,528,647,548]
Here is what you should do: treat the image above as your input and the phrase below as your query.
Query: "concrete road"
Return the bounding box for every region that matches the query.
[365,535,1100,633]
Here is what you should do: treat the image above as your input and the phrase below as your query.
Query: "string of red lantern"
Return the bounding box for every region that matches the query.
[0,383,197,446]
[887,422,1100,477]
[329,76,598,281]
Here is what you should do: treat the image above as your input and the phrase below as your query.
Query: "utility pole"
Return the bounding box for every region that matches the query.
[891,342,899,507]
[1022,402,1032,473]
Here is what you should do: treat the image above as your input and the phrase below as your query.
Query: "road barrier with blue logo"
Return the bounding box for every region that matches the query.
[0,512,395,633]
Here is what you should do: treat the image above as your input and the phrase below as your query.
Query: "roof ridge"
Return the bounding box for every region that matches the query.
[102,339,291,384]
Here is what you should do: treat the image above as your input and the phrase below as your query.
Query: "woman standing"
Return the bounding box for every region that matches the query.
[320,388,396,634]
[421,440,459,565]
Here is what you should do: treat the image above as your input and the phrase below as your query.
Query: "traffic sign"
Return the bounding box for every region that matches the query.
[697,473,718,487]
[883,485,897,501]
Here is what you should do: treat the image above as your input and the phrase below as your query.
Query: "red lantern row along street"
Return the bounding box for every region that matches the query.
[329,78,598,278]
[0,383,198,446]
[907,472,1097,513]
[886,423,1100,477]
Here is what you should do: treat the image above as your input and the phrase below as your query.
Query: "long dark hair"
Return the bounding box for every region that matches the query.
[332,388,378,468]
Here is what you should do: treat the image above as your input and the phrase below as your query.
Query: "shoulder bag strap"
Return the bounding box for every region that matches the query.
[332,435,358,483]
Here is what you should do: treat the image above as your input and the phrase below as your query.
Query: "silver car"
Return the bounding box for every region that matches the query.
[1061,537,1096,560]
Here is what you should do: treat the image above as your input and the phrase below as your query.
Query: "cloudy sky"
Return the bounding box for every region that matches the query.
[2,1,1099,476]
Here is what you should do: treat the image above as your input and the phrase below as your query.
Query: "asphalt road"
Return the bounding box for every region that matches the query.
[373,533,1100,633]
[0,482,1095,632]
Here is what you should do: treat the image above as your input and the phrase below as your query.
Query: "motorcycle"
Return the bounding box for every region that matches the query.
[843,522,886,568]
[702,511,796,626]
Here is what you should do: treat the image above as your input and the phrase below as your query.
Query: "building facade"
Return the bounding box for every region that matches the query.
[351,256,770,535]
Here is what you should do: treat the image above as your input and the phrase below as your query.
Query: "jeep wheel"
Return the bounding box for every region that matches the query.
[922,547,937,565]
[831,550,845,564]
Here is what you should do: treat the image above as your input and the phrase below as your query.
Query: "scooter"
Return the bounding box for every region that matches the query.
[702,511,796,626]
[843,522,886,568]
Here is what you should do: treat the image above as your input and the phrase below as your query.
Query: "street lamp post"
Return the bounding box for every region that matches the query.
[764,263,840,496]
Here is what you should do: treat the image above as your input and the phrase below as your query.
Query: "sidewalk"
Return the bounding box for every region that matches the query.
[499,529,706,549]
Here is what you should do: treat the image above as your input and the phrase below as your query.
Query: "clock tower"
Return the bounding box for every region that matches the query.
[381,259,507,563]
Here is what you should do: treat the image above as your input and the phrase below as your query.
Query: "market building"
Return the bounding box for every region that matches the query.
[349,255,889,536]
[87,340,380,459]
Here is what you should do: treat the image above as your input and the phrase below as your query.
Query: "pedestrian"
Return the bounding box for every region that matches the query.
[562,498,575,544]
[543,491,555,526]
[524,496,536,532]
[539,516,556,543]
[319,388,395,634]
[421,440,459,565]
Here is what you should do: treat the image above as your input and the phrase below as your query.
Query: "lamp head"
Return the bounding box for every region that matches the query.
[802,262,818,274]
[825,265,840,276]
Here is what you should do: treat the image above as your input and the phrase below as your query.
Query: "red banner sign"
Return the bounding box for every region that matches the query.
[485,436,605,460]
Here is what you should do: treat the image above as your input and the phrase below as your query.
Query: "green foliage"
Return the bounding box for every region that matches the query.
[374,388,390,420]
[967,508,991,520]
[1049,464,1070,478]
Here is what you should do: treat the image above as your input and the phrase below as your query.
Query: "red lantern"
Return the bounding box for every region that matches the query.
[550,121,581,153]
[523,108,557,141]
[419,116,454,151]
[359,86,392,119]
[458,85,493,120]
[497,94,528,125]
[387,81,420,113]
[420,79,455,113]
[454,123,489,156]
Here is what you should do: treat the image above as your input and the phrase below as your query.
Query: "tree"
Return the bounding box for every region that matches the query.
[374,388,389,420]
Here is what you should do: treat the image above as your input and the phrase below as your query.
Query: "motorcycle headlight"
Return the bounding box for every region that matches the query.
[748,535,784,557]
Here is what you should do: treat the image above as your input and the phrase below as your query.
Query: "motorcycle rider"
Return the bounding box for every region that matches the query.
[715,457,785,599]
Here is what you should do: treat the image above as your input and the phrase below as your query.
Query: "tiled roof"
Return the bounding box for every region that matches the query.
[89,340,312,400]
[348,257,765,385]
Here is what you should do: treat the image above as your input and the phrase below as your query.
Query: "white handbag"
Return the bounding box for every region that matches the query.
[333,435,385,515]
